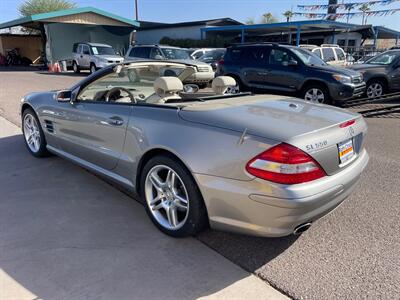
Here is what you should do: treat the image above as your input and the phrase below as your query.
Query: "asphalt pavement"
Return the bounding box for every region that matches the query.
[0,70,399,300]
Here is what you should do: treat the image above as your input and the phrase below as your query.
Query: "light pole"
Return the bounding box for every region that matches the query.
[135,0,139,20]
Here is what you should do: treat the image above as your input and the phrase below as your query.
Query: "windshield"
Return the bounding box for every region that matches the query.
[199,50,226,61]
[92,46,116,55]
[366,51,399,65]
[291,48,327,66]
[162,48,191,60]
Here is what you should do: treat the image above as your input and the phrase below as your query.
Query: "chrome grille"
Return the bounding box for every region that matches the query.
[197,66,210,72]
[352,76,363,84]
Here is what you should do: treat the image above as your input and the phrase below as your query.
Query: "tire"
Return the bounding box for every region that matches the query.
[22,108,50,158]
[228,75,248,92]
[90,63,97,74]
[366,79,386,99]
[73,61,80,74]
[140,155,208,237]
[302,84,331,104]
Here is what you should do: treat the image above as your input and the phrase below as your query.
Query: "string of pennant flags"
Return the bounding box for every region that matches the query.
[293,8,400,19]
[297,0,399,11]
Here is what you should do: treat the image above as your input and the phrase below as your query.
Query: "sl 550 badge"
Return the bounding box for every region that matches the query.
[306,140,328,151]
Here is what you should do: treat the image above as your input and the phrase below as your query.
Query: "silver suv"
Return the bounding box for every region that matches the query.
[72,42,124,74]
[125,45,214,87]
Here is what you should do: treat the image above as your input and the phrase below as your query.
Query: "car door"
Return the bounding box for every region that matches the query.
[241,47,274,89]
[264,48,303,92]
[389,58,400,90]
[81,44,91,68]
[52,71,133,170]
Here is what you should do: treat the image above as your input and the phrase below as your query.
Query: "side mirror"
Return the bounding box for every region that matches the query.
[154,55,163,60]
[288,60,298,67]
[56,90,72,103]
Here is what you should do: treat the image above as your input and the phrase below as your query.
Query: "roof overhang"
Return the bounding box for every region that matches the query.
[0,7,139,30]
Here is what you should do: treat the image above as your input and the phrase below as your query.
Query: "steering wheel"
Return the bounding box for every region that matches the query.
[105,87,136,103]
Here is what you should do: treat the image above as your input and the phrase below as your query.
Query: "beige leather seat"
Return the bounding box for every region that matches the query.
[145,77,183,104]
[212,76,237,95]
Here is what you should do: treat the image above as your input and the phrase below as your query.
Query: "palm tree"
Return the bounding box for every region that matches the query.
[261,13,278,24]
[283,10,293,22]
[359,3,370,25]
[245,17,255,25]
[19,0,76,16]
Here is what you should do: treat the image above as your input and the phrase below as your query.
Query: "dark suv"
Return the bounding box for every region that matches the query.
[217,43,365,104]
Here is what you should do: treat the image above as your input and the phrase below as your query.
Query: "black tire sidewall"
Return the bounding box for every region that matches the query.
[140,155,208,237]
[22,108,49,157]
[73,61,80,73]
[302,84,331,104]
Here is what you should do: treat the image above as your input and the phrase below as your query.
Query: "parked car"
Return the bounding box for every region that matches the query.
[218,43,365,105]
[20,60,369,237]
[125,45,214,87]
[349,50,400,98]
[72,42,124,74]
[308,44,349,66]
[354,52,380,64]
[188,48,216,60]
[198,48,226,71]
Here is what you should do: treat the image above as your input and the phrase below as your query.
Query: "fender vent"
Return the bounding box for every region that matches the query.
[44,120,54,133]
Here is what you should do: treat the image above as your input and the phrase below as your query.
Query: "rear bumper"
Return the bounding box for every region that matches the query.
[195,149,369,237]
[329,82,366,102]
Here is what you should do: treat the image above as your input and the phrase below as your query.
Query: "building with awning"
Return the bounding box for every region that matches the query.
[0,7,139,64]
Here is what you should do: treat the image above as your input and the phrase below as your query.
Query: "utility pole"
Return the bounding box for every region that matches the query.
[135,0,139,20]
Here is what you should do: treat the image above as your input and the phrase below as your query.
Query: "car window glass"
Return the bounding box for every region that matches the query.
[335,48,345,60]
[313,49,322,58]
[322,48,335,62]
[241,47,269,64]
[269,49,291,66]
[230,49,243,61]
[192,51,204,59]
[77,45,82,54]
[367,52,399,65]
[150,48,163,59]
[77,64,187,103]
[82,45,90,55]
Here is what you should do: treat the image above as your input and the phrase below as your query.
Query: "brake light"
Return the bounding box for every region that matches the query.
[339,119,356,128]
[246,143,326,184]
[217,58,224,66]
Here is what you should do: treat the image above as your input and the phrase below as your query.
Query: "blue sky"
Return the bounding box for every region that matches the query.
[1,0,399,30]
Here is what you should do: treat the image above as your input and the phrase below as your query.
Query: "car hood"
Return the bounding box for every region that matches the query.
[309,64,361,77]
[95,55,124,60]
[178,94,360,142]
[348,64,387,71]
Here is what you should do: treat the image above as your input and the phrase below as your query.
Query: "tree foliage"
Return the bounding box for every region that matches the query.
[261,13,278,24]
[283,10,293,22]
[19,0,77,17]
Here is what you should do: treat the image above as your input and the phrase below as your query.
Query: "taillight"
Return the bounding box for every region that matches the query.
[246,143,326,184]
[217,58,224,66]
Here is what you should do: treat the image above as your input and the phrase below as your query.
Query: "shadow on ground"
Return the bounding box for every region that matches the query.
[0,134,292,300]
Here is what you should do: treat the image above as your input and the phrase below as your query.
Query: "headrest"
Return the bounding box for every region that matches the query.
[212,76,237,95]
[154,77,183,95]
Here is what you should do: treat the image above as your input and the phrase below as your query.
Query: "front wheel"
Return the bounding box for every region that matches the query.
[140,155,208,237]
[366,79,386,99]
[90,63,97,74]
[72,61,80,74]
[302,84,331,104]
[22,108,50,157]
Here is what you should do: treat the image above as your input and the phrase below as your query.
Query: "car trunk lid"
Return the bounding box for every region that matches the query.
[178,95,367,175]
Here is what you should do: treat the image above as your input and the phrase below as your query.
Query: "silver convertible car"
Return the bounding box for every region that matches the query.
[21,61,369,237]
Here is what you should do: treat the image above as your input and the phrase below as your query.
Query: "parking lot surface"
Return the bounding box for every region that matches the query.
[1,70,399,299]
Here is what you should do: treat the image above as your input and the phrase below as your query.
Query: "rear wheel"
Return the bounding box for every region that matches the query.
[302,84,331,104]
[140,155,208,237]
[229,75,248,92]
[22,108,50,157]
[366,79,386,98]
[72,61,80,74]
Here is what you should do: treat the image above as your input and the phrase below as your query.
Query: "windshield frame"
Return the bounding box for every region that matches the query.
[290,47,328,67]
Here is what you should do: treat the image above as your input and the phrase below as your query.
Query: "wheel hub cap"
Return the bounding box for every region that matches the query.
[145,165,189,230]
[23,114,41,153]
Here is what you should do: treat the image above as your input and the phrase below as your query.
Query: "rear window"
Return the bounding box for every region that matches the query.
[129,47,151,58]
[322,48,336,62]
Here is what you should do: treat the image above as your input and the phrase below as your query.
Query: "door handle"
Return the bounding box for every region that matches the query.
[257,71,270,76]
[107,116,124,126]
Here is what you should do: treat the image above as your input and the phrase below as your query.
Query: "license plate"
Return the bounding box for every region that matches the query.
[338,139,354,164]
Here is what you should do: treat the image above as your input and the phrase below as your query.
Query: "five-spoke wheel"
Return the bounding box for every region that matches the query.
[141,155,208,237]
[22,108,49,157]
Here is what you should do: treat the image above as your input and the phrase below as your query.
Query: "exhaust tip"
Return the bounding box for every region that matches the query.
[293,222,312,235]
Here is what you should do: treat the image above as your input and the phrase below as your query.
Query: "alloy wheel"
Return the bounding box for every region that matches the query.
[23,114,41,153]
[144,165,189,230]
[366,83,383,98]
[304,88,325,103]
